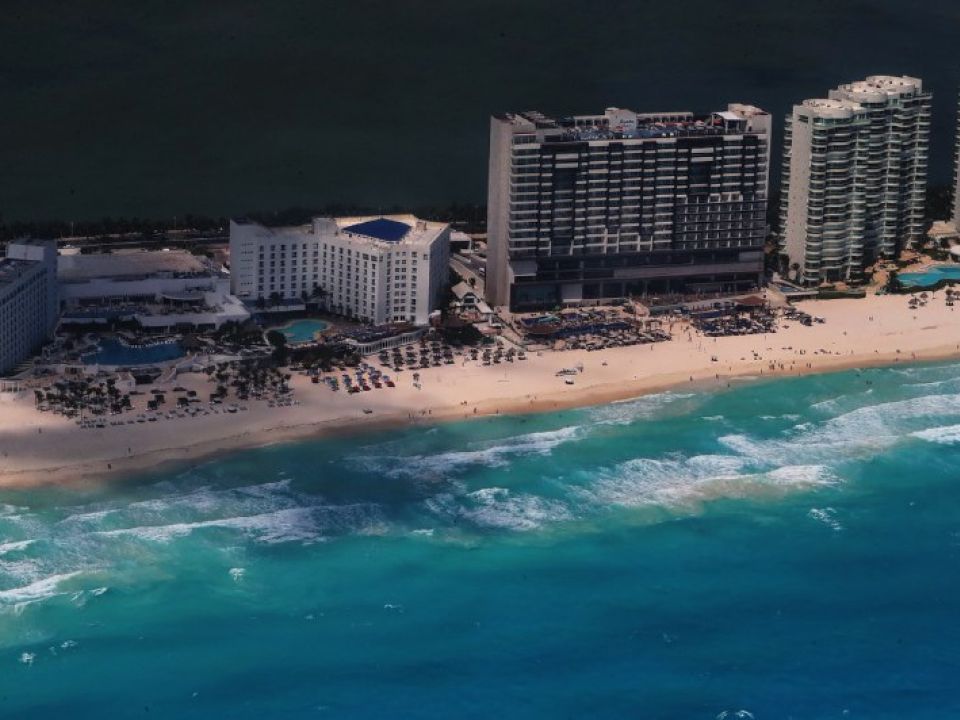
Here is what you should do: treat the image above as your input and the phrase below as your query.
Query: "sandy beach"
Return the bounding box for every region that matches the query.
[1,292,959,489]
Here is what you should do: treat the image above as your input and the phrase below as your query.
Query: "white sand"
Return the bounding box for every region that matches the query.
[1,293,958,488]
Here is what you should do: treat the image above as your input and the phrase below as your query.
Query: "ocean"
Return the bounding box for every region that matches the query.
[2,362,960,718]
[2,0,960,221]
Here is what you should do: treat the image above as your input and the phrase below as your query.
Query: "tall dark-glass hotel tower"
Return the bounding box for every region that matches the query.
[485,105,771,311]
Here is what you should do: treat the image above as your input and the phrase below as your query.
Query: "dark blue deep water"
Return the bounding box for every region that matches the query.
[2,1,959,220]
[3,362,960,718]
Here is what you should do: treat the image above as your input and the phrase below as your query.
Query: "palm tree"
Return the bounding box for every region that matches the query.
[310,283,329,309]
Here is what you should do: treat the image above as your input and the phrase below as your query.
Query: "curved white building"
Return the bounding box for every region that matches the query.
[781,75,931,285]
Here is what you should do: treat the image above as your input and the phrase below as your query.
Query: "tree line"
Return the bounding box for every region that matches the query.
[1,185,952,244]
[0,202,488,242]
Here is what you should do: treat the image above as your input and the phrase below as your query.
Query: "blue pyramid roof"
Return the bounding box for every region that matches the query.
[342,218,411,243]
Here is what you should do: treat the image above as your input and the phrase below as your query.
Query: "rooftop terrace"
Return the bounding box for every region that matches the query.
[331,214,447,247]
[559,114,763,142]
[508,105,768,143]
[341,218,411,243]
[58,250,209,282]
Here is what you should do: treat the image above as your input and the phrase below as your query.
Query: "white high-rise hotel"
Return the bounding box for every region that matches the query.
[229,215,450,326]
[781,75,931,285]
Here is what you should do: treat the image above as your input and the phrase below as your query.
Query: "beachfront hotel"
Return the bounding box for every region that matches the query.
[954,89,960,235]
[780,75,931,286]
[57,249,250,332]
[229,215,451,326]
[0,240,59,375]
[485,104,771,311]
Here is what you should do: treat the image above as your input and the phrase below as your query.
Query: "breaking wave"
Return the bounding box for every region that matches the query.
[910,424,960,445]
[355,425,584,479]
[425,487,573,532]
[0,572,85,608]
[581,455,836,510]
[721,392,960,465]
[583,392,698,426]
[92,503,385,544]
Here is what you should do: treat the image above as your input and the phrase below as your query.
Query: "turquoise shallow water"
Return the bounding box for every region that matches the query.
[273,319,330,344]
[3,363,960,717]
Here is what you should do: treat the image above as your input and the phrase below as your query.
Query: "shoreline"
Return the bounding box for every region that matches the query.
[4,292,960,490]
[2,336,958,491]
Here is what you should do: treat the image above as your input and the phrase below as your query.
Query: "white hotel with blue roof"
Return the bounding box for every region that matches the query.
[229,214,450,326]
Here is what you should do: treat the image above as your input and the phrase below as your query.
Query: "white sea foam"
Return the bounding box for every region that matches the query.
[123,481,295,518]
[581,454,835,511]
[809,396,846,414]
[583,454,744,508]
[766,465,838,486]
[0,571,84,607]
[425,487,573,531]
[808,507,843,532]
[904,375,960,391]
[0,559,46,586]
[56,508,118,527]
[463,488,573,531]
[235,479,294,499]
[358,425,584,480]
[585,392,697,426]
[910,424,960,445]
[721,392,960,465]
[0,540,35,556]
[92,502,384,545]
[715,712,755,720]
[54,480,323,546]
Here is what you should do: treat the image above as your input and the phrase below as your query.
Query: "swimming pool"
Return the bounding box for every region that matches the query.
[83,338,186,366]
[898,264,960,289]
[271,319,329,344]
